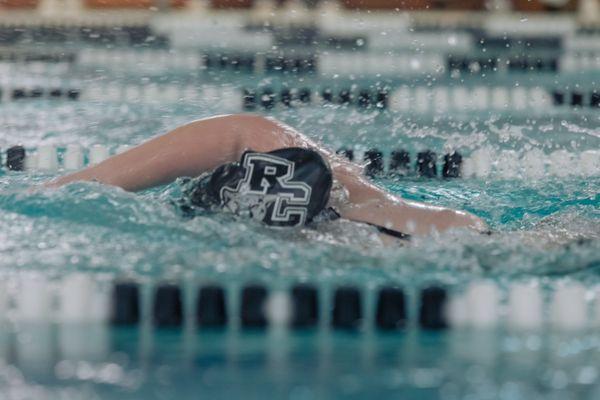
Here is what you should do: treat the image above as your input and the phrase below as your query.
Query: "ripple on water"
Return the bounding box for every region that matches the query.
[0,174,597,284]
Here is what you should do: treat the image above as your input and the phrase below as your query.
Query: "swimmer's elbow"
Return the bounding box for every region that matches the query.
[433,208,484,233]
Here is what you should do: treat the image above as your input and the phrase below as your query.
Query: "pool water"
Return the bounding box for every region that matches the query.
[0,97,598,399]
[3,326,600,400]
[1,100,598,276]
[0,26,599,399]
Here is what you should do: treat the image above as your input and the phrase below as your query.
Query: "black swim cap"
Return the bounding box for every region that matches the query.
[186,147,333,227]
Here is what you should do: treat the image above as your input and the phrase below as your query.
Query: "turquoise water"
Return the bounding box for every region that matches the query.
[3,326,600,400]
[1,101,598,279]
[0,99,598,399]
[0,47,600,399]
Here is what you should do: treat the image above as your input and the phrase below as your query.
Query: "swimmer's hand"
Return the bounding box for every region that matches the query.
[433,207,489,235]
[456,210,489,234]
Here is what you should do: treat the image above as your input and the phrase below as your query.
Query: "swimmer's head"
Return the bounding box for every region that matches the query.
[184,147,333,227]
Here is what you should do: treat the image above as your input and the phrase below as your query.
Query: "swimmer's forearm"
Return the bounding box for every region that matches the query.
[330,168,488,235]
[46,146,182,191]
[47,115,246,191]
[338,188,487,236]
[46,114,305,191]
[351,205,486,236]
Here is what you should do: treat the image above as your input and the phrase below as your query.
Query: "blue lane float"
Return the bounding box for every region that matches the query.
[419,286,448,330]
[338,147,461,179]
[475,35,562,51]
[447,55,559,75]
[0,23,168,47]
[336,148,354,162]
[363,149,385,177]
[592,92,600,108]
[442,152,462,178]
[3,87,80,101]
[203,53,255,73]
[111,282,140,326]
[197,285,228,328]
[0,50,77,63]
[416,150,438,178]
[291,285,319,328]
[6,146,26,171]
[105,282,411,332]
[241,87,388,110]
[375,287,407,331]
[202,52,317,74]
[332,287,363,330]
[241,285,269,328]
[153,284,183,328]
[551,90,600,108]
[389,150,411,176]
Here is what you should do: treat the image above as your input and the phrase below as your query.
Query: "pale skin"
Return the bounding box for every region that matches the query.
[47,114,488,236]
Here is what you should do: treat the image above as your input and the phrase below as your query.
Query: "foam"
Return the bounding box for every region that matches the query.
[521,148,546,179]
[548,150,574,177]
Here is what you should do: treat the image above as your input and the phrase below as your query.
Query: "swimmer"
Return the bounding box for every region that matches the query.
[47,114,487,238]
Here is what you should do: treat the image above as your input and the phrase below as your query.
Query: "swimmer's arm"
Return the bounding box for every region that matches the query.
[340,196,487,236]
[46,114,274,191]
[333,169,487,235]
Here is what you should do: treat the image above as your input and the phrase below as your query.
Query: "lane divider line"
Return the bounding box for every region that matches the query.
[1,84,598,115]
[2,145,598,179]
[2,273,596,334]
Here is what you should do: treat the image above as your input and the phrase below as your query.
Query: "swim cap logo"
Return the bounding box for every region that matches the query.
[220,153,312,226]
